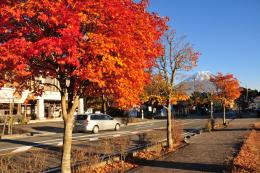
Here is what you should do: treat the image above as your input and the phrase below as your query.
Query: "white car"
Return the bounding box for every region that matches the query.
[73,114,121,133]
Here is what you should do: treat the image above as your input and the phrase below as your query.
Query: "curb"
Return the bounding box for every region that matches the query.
[0,131,57,140]
[0,133,33,139]
[28,118,63,124]
[125,119,165,126]
[0,118,63,126]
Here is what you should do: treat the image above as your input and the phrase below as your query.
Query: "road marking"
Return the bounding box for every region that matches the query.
[89,138,99,141]
[57,142,63,146]
[134,124,153,127]
[11,146,32,153]
[113,134,121,137]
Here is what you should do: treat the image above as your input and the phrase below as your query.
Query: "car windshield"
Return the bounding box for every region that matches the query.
[75,114,88,120]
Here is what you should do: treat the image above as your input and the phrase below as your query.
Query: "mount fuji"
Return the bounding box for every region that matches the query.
[177,71,216,94]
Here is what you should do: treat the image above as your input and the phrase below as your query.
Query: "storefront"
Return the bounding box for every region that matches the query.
[0,87,85,120]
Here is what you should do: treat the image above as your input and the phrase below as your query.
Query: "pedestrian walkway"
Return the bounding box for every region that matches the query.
[133,118,258,173]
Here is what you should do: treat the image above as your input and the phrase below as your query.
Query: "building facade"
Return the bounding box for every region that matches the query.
[0,78,84,120]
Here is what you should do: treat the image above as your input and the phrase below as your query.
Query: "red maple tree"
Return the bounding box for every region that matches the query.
[0,0,167,172]
[210,73,241,125]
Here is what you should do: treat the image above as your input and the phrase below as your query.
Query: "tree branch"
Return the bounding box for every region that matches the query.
[42,82,62,93]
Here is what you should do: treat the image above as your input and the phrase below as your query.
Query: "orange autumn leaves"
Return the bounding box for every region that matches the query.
[0,0,167,109]
[210,73,241,106]
[170,93,189,105]
[232,123,260,172]
[142,74,189,106]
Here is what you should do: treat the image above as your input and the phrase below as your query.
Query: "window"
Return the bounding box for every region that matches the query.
[76,114,88,120]
[99,114,107,120]
[104,115,113,120]
[90,114,101,120]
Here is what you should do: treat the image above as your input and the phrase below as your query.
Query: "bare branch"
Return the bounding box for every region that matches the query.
[42,82,62,93]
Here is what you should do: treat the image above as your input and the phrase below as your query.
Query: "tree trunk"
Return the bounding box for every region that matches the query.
[17,103,22,116]
[8,102,14,135]
[223,105,226,125]
[61,117,73,173]
[102,94,107,114]
[60,93,79,173]
[167,100,173,149]
[1,114,8,137]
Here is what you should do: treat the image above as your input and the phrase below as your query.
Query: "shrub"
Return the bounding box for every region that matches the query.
[205,119,215,132]
[73,154,100,173]
[115,136,131,161]
[0,150,48,173]
[213,118,222,129]
[17,115,29,124]
[100,138,116,162]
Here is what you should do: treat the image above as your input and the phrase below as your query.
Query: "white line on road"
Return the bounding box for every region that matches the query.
[132,124,154,128]
[89,138,99,141]
[11,146,32,153]
[112,134,121,137]
[57,142,63,146]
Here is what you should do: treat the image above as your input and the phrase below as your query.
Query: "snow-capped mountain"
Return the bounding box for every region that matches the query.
[177,71,216,94]
[186,71,212,82]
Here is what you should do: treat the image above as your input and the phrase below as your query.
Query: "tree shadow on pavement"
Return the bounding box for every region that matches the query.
[214,128,250,132]
[132,133,150,147]
[0,139,61,153]
[32,126,64,133]
[131,159,225,172]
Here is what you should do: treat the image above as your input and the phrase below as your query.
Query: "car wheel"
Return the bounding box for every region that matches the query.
[93,126,99,134]
[115,124,120,131]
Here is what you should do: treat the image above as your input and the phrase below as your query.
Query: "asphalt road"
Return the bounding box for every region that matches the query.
[0,118,209,155]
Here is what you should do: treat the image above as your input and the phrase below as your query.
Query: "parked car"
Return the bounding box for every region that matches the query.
[73,113,121,133]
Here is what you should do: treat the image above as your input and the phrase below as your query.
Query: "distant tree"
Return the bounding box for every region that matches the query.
[142,74,189,110]
[156,29,200,148]
[210,73,241,125]
[236,88,259,111]
[190,92,210,113]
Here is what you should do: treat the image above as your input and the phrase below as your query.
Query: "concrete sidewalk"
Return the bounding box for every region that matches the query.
[132,118,259,173]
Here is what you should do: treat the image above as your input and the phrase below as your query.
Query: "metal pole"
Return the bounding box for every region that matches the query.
[210,101,213,120]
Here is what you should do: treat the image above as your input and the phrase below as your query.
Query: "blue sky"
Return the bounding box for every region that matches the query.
[147,0,260,90]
